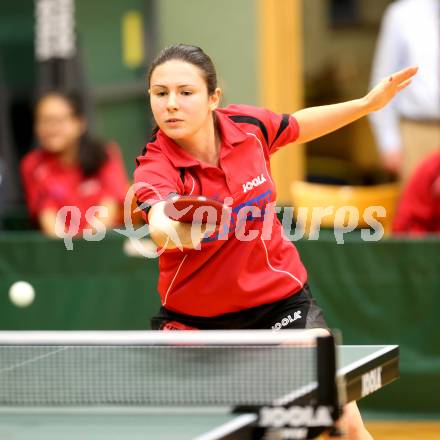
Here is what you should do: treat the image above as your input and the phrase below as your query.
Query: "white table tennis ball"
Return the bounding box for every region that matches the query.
[9,281,35,307]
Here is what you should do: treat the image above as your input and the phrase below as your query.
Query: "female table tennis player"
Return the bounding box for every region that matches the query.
[134,44,417,439]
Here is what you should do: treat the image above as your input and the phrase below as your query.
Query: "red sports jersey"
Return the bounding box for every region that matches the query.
[134,104,307,316]
[392,151,440,235]
[21,143,129,231]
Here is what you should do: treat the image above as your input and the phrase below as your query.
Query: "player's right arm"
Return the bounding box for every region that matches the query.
[135,141,216,251]
[148,201,215,250]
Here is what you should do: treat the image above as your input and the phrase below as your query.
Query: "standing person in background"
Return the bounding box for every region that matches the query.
[21,91,129,237]
[369,0,440,181]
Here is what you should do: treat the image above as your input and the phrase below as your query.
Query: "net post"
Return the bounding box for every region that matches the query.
[316,334,341,422]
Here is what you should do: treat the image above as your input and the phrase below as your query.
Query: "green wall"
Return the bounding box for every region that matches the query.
[0,232,160,330]
[157,0,258,107]
[0,1,34,94]
[76,0,148,86]
[75,0,152,175]
[0,232,439,416]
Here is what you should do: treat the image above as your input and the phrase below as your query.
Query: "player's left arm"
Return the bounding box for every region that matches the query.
[292,66,417,144]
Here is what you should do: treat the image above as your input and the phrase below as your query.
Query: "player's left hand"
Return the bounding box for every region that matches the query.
[364,66,418,112]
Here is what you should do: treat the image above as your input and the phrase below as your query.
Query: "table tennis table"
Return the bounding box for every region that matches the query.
[0,340,398,440]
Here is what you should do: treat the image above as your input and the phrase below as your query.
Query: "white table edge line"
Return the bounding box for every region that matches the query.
[193,413,258,440]
[337,345,398,377]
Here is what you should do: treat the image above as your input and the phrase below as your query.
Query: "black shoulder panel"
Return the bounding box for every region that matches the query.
[272,114,290,148]
[228,115,269,146]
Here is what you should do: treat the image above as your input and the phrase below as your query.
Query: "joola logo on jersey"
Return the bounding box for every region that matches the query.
[259,405,333,428]
[242,174,266,193]
[272,311,302,330]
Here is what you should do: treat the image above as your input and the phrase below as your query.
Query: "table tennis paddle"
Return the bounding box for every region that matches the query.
[164,195,229,225]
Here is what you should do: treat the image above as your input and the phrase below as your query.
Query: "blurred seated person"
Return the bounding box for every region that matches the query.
[392,151,440,236]
[21,91,129,237]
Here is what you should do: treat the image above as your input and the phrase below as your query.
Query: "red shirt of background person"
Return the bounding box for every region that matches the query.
[20,92,129,237]
[392,151,440,235]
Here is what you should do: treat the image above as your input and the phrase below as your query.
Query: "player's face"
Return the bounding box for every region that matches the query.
[149,60,220,141]
[35,95,85,154]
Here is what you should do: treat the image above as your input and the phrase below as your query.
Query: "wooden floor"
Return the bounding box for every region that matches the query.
[365,422,440,440]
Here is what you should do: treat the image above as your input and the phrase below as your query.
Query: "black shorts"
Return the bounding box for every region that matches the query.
[150,284,328,331]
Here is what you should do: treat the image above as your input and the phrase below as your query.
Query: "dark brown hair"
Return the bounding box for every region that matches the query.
[148,44,217,94]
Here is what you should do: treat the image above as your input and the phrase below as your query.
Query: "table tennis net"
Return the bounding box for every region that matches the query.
[0,331,332,407]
